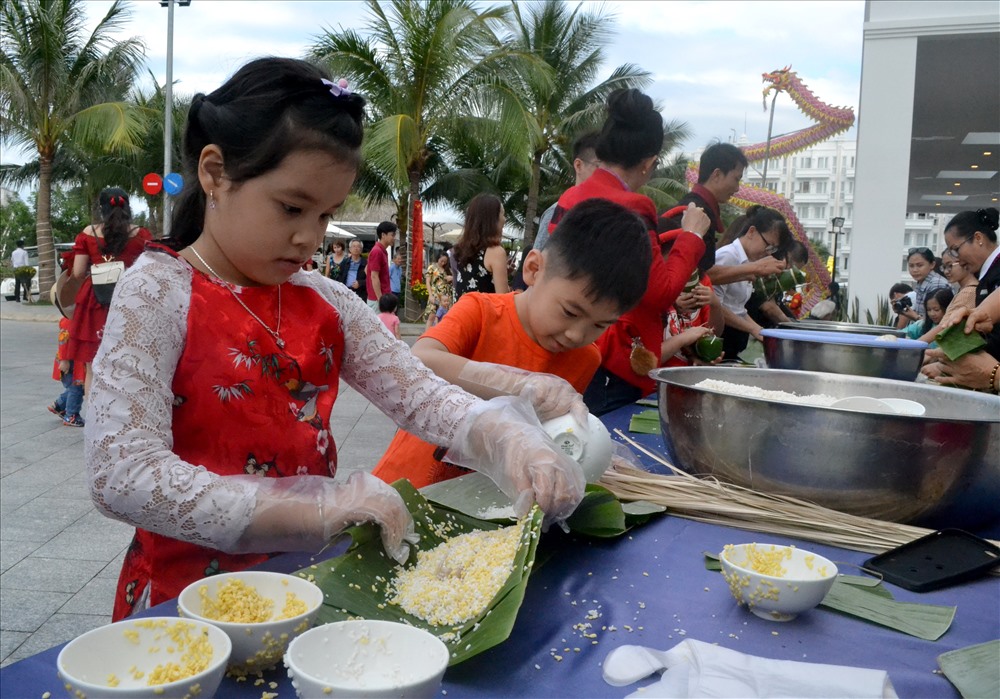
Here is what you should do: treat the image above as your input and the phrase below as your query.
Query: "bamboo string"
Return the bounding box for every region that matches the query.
[602,431,1000,564]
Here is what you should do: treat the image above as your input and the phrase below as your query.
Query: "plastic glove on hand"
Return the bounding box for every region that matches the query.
[458,361,589,425]
[322,472,418,564]
[443,396,586,524]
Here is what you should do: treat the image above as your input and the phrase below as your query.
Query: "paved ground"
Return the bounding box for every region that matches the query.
[0,299,424,668]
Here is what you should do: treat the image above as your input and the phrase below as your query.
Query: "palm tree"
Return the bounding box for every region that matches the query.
[499,1,652,248]
[1,0,146,292]
[309,0,530,315]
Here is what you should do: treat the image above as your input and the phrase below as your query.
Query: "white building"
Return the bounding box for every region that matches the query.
[850,1,999,316]
[740,139,949,289]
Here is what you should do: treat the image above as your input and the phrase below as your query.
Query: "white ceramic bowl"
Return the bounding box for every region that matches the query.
[177,571,323,674]
[56,616,231,698]
[719,543,838,621]
[284,620,450,698]
[541,412,613,483]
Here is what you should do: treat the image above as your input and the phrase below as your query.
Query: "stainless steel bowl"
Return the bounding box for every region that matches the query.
[762,329,927,381]
[778,320,906,338]
[652,366,1000,528]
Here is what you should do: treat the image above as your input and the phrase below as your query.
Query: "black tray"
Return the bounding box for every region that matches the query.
[862,529,1000,592]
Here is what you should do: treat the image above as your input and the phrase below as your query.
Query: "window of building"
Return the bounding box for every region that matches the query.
[849,156,855,168]
[815,181,828,194]
[901,256,908,272]
[817,156,828,169]
[846,204,853,219]
[800,156,812,168]
[904,232,912,246]
[798,180,811,193]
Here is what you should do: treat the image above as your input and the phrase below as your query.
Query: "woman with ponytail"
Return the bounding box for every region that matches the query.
[67,187,151,400]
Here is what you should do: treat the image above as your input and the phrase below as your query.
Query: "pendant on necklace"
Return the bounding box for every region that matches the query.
[276,338,286,349]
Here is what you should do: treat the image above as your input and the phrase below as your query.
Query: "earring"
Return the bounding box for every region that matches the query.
[209,190,216,210]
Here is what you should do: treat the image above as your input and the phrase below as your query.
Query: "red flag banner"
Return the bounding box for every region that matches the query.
[411,199,424,285]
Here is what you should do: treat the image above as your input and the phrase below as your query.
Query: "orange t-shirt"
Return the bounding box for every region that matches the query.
[372,291,601,488]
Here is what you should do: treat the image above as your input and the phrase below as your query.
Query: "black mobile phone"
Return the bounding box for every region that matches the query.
[862,529,1000,593]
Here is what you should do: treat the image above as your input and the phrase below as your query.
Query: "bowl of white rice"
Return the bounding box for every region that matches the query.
[650,366,1000,528]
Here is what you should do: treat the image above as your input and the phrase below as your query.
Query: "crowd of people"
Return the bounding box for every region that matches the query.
[25,54,988,620]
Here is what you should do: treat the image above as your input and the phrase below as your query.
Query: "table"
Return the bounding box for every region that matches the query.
[4,402,998,698]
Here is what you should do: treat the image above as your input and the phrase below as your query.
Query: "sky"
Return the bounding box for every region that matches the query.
[9,0,867,221]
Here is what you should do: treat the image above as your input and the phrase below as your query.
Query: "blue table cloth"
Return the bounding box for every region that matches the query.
[4,402,997,698]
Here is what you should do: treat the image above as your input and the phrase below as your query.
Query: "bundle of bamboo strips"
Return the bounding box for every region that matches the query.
[602,430,1000,561]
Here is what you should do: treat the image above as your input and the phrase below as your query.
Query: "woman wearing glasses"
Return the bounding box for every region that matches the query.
[940,250,979,316]
[921,208,1000,393]
[712,205,791,362]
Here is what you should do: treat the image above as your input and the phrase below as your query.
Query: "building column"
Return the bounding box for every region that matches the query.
[848,35,918,319]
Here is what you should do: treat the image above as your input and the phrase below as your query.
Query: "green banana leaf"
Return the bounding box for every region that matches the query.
[302,480,544,665]
[628,409,661,434]
[935,324,987,361]
[937,640,1000,699]
[421,470,664,538]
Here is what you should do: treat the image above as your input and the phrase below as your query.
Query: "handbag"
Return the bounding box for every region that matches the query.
[90,257,125,306]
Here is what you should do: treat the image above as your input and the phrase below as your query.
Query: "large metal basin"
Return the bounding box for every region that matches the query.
[652,366,1000,528]
[778,320,905,338]
[762,328,927,381]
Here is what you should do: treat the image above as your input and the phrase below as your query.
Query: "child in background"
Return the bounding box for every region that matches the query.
[910,287,954,345]
[86,57,586,621]
[435,293,451,324]
[658,224,724,367]
[377,293,401,339]
[48,317,86,427]
[373,199,651,488]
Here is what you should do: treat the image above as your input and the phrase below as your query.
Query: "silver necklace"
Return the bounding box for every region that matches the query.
[188,245,285,349]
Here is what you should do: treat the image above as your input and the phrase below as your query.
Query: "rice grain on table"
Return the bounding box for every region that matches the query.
[389,525,522,626]
[694,379,837,407]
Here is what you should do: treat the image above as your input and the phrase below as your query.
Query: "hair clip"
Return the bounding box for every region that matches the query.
[320,78,351,98]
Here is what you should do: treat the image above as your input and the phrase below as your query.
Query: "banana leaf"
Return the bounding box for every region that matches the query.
[421,472,664,538]
[628,409,661,434]
[937,640,1000,699]
[302,480,544,665]
[935,324,987,361]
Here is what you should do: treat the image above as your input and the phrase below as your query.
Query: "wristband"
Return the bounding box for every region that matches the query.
[990,363,1000,394]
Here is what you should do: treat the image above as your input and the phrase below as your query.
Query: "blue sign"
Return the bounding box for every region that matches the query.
[163,172,184,196]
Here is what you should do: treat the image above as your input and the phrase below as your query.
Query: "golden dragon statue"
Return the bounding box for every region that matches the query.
[685,66,856,311]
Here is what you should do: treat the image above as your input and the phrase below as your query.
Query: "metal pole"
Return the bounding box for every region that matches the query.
[831,227,838,282]
[761,91,779,187]
[162,0,175,239]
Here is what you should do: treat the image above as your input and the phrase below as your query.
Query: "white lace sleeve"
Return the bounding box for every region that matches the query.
[85,252,256,551]
[291,273,480,444]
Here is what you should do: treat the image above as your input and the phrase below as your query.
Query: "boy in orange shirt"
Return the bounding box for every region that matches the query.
[373,199,652,487]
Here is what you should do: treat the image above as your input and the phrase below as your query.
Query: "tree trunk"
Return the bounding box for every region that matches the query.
[35,152,56,296]
[403,171,423,322]
[522,150,544,249]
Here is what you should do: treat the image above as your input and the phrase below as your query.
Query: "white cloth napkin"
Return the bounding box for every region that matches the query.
[603,639,898,698]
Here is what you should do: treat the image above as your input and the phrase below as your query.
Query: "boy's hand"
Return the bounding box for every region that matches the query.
[679,325,712,345]
[58,359,71,374]
[458,361,589,425]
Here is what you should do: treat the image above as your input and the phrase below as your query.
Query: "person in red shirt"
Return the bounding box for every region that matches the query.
[366,221,397,309]
[373,199,651,487]
[549,89,711,414]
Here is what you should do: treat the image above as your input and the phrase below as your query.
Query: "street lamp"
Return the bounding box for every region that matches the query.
[830,216,845,281]
[159,0,191,239]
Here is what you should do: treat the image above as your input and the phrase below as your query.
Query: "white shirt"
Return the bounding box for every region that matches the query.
[713,239,752,317]
[979,246,1000,282]
[11,247,29,268]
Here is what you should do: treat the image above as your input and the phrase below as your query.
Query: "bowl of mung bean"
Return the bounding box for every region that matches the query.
[719,543,838,622]
[177,570,323,675]
[56,616,231,698]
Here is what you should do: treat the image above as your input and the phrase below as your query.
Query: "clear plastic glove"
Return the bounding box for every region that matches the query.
[232,472,417,564]
[443,395,586,524]
[458,360,589,425]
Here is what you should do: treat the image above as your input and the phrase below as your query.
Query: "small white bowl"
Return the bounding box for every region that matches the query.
[720,543,838,621]
[177,571,323,674]
[56,616,231,698]
[284,620,450,698]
